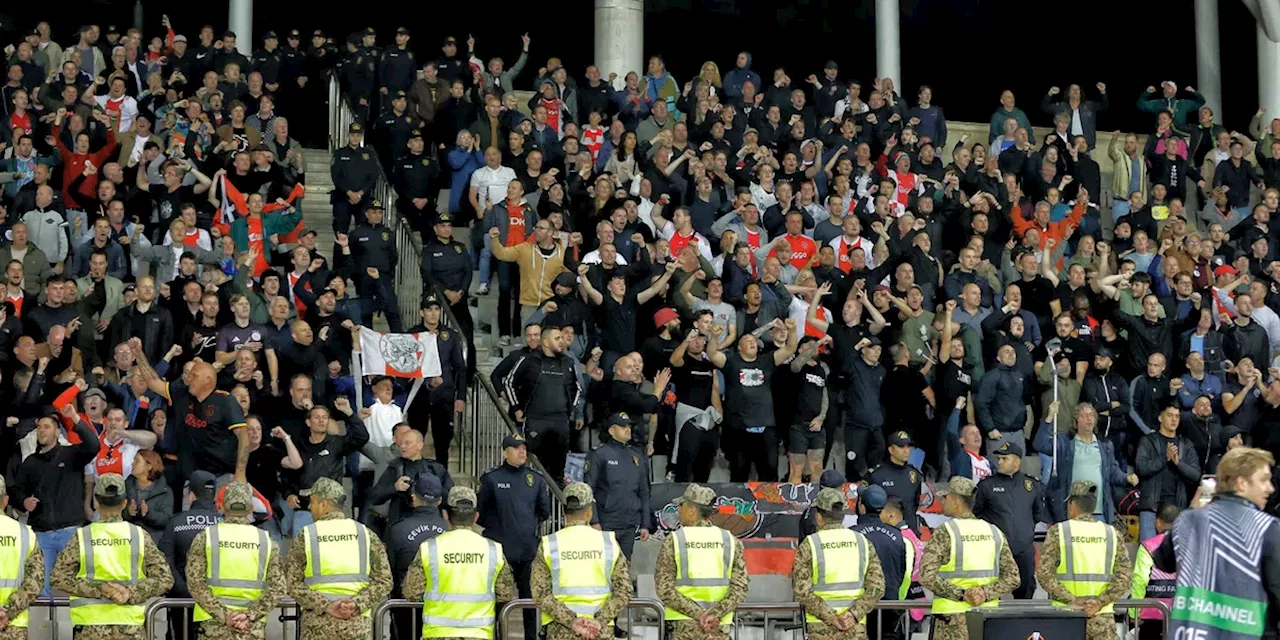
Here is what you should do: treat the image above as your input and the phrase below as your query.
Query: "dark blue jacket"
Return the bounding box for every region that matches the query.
[585,439,653,532]
[385,505,448,596]
[851,520,907,599]
[159,499,223,596]
[1033,423,1129,523]
[477,461,552,563]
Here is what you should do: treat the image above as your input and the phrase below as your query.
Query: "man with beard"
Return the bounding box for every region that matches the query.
[503,326,580,484]
[1083,347,1130,443]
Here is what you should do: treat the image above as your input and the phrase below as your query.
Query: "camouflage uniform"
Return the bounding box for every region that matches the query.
[531,483,633,640]
[186,483,287,640]
[791,488,885,640]
[401,486,518,640]
[284,478,392,640]
[1035,482,1133,640]
[50,474,174,640]
[654,485,750,640]
[918,478,1020,640]
[0,477,45,640]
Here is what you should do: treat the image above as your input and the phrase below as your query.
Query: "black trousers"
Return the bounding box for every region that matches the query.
[843,419,885,483]
[496,261,522,338]
[390,600,421,640]
[674,421,720,483]
[357,273,403,332]
[410,396,456,468]
[1012,547,1037,599]
[724,426,778,482]
[397,197,435,235]
[510,559,537,640]
[448,298,477,381]
[332,192,370,234]
[865,608,905,640]
[526,419,570,487]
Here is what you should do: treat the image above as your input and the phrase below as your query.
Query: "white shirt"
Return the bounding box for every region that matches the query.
[469,165,517,212]
[169,245,184,280]
[163,228,213,252]
[127,133,151,166]
[1070,107,1084,137]
[364,400,403,449]
[94,94,139,132]
[580,250,628,266]
[658,221,714,263]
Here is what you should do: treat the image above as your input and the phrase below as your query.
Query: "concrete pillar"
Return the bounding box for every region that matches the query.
[594,0,643,83]
[1194,0,1221,113]
[133,1,144,34]
[875,0,900,90]
[228,0,253,55]
[1260,24,1280,119]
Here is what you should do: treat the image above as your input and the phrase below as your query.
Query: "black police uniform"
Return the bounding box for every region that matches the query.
[378,41,417,95]
[330,129,379,233]
[478,446,552,640]
[385,474,449,640]
[852,513,909,640]
[212,46,250,77]
[378,100,422,164]
[406,303,466,467]
[867,439,923,532]
[973,441,1048,600]
[342,43,377,122]
[158,488,222,640]
[585,417,653,560]
[420,213,475,367]
[250,41,283,88]
[395,142,441,233]
[297,37,339,146]
[349,205,402,331]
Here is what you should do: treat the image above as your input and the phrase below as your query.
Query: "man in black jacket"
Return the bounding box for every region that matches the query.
[368,426,453,526]
[14,404,99,595]
[385,472,447,640]
[1134,405,1201,541]
[1082,348,1131,440]
[477,434,550,640]
[585,413,653,561]
[503,325,580,483]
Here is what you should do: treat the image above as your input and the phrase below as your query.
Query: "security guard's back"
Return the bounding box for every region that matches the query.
[656,484,749,639]
[0,476,43,633]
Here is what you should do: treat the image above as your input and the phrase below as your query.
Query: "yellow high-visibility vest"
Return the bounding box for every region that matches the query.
[664,526,737,625]
[69,521,147,626]
[193,523,273,622]
[931,518,1003,615]
[539,524,620,626]
[421,528,505,639]
[1054,519,1117,614]
[302,519,372,617]
[0,516,35,628]
[803,528,872,624]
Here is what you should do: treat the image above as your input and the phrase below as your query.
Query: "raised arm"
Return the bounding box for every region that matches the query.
[128,337,172,400]
[705,324,728,368]
[772,318,800,365]
[638,261,679,305]
[576,263,605,305]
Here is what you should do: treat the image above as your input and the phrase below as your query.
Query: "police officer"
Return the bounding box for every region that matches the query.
[402,486,517,639]
[800,469,847,540]
[974,440,1049,600]
[284,478,392,640]
[1035,481,1132,640]
[867,430,922,532]
[396,131,441,234]
[585,413,653,561]
[420,211,474,367]
[330,122,378,236]
[349,199,402,331]
[250,32,283,92]
[918,477,1020,640]
[793,487,884,640]
[279,30,307,99]
[386,473,449,640]
[51,474,174,637]
[655,484,749,640]
[850,485,907,640]
[159,470,223,638]
[0,476,43,638]
[187,482,285,640]
[341,34,377,123]
[378,28,417,97]
[377,91,421,164]
[477,434,551,640]
[532,483,633,640]
[405,294,466,465]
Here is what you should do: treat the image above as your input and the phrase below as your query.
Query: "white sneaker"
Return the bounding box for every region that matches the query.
[476,284,490,295]
[498,336,512,347]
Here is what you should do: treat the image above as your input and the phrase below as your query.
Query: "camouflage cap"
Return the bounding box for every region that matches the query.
[1069,480,1098,498]
[674,484,716,507]
[447,485,477,509]
[563,482,594,507]
[935,476,977,498]
[300,477,346,504]
[95,473,126,498]
[813,487,848,512]
[223,482,254,512]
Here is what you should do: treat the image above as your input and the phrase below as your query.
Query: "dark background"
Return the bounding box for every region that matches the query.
[3,0,1260,133]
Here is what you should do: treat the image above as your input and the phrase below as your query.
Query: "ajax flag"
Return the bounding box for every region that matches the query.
[359,327,442,379]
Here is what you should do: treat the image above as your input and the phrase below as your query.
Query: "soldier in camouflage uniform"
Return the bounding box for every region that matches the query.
[0,476,44,640]
[284,478,392,640]
[919,477,1021,640]
[1035,481,1133,640]
[791,488,885,640]
[531,483,632,640]
[654,485,750,640]
[50,474,174,640]
[186,482,286,640]
[401,486,518,640]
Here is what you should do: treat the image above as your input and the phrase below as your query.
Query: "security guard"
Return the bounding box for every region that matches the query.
[330,122,378,235]
[655,484,749,640]
[532,483,632,640]
[477,434,551,640]
[792,488,884,640]
[866,431,922,532]
[918,477,1020,640]
[1035,481,1132,640]
[50,474,174,640]
[973,441,1049,600]
[405,294,466,465]
[284,478,392,640]
[378,27,417,96]
[585,413,653,561]
[396,131,442,234]
[187,482,285,640]
[386,474,449,640]
[250,32,283,91]
[420,211,474,366]
[402,486,518,639]
[377,91,421,164]
[0,476,43,640]
[159,470,222,640]
[349,199,402,331]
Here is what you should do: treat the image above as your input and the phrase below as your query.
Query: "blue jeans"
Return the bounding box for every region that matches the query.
[36,527,76,597]
[1039,453,1053,484]
[477,245,492,285]
[1139,510,1157,542]
[291,508,315,536]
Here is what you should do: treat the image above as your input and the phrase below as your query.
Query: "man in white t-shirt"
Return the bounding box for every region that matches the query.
[468,147,516,214]
[85,404,156,481]
[94,76,139,132]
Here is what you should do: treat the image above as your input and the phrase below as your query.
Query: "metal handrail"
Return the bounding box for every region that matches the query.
[498,597,666,639]
[143,597,302,640]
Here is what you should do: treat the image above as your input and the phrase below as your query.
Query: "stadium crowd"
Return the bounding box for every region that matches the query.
[0,10,1277,640]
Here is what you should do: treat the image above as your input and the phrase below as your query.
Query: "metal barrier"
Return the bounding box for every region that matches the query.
[143,597,302,640]
[498,598,667,640]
